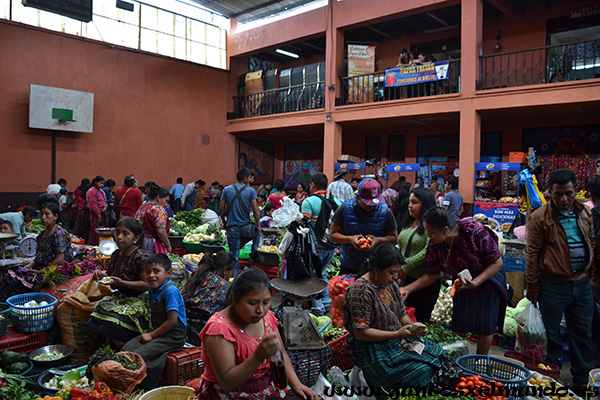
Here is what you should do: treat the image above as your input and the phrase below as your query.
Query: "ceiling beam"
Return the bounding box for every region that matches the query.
[367,26,392,38]
[229,0,292,19]
[426,12,450,26]
[487,0,516,16]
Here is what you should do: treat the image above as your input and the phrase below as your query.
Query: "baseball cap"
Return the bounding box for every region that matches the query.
[357,178,382,206]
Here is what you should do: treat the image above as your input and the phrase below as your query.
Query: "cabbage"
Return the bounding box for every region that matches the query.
[503,307,517,337]
[514,297,530,319]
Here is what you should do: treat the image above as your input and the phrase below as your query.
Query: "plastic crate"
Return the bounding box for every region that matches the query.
[509,152,527,164]
[328,332,354,372]
[7,293,57,333]
[503,256,526,273]
[254,263,279,280]
[161,347,204,386]
[0,302,9,338]
[498,333,516,350]
[287,346,332,387]
[456,355,531,399]
[0,326,48,353]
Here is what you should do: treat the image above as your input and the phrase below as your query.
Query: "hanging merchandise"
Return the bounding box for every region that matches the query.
[539,156,597,189]
[519,169,546,209]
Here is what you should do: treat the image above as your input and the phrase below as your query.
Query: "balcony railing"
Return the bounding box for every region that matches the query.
[232,81,325,119]
[340,59,461,105]
[479,39,600,90]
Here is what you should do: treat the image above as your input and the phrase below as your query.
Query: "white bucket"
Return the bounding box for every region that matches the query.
[139,386,194,400]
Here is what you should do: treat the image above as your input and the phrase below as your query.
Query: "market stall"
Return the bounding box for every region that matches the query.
[474,162,522,233]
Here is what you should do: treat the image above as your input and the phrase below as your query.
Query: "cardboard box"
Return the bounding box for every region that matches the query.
[337,154,360,163]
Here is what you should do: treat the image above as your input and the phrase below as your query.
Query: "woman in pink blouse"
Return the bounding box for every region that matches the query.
[86,175,107,245]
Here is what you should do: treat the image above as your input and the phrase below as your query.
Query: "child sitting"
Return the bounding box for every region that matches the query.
[122,253,186,390]
[259,204,275,228]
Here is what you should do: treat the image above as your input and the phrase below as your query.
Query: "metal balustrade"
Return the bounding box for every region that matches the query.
[479,39,600,90]
[232,81,325,119]
[340,59,461,105]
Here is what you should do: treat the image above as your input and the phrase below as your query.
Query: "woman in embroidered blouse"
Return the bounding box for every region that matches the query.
[397,188,440,323]
[197,268,317,400]
[403,207,506,355]
[182,251,235,346]
[343,244,442,394]
[135,185,172,254]
[86,175,107,245]
[25,202,71,271]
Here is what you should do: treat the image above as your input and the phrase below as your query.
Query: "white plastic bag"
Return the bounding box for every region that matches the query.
[312,368,360,400]
[348,366,377,400]
[200,209,220,226]
[272,197,301,227]
[516,302,547,352]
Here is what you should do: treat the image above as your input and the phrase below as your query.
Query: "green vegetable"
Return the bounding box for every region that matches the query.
[7,362,29,374]
[327,254,341,280]
[0,381,38,400]
[33,350,63,361]
[0,352,22,368]
[173,210,205,227]
[423,323,463,346]
[514,297,530,318]
[503,307,517,337]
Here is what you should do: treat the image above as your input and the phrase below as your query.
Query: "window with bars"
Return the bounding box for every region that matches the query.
[364,134,405,163]
[1,0,227,69]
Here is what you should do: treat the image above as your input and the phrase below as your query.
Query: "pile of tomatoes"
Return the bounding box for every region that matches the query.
[328,275,354,328]
[455,375,507,400]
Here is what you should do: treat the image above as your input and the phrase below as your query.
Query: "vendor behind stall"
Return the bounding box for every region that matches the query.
[135,185,172,254]
[181,251,235,345]
[87,217,150,349]
[25,202,71,271]
[329,178,398,275]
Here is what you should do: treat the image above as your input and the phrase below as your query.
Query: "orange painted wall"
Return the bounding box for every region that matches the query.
[0,21,234,193]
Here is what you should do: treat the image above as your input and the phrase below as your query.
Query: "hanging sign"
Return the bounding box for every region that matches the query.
[386,163,420,172]
[335,162,366,170]
[348,44,376,103]
[385,61,449,87]
[473,202,519,233]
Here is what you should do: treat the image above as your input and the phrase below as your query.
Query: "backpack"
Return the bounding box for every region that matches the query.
[312,194,340,250]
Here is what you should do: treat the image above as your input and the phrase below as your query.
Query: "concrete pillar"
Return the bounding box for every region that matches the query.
[324,122,343,181]
[461,0,483,95]
[459,109,481,206]
[325,1,344,111]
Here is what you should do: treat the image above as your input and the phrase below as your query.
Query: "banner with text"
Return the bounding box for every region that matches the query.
[348,44,376,103]
[385,61,450,87]
[473,202,519,233]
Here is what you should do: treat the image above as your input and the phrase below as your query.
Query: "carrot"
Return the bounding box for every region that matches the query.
[449,279,461,297]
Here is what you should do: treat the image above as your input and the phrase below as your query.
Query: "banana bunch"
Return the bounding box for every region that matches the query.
[575,190,587,199]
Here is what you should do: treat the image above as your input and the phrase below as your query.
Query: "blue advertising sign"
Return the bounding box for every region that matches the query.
[385,61,450,87]
[334,162,366,170]
[473,202,519,233]
[475,162,521,172]
[386,163,421,172]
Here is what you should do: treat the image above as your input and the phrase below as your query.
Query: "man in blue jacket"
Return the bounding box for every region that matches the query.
[329,178,398,275]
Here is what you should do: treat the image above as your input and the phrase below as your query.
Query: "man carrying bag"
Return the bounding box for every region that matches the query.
[220,167,262,275]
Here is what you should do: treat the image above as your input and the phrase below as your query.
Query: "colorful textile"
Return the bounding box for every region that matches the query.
[184,271,229,317]
[343,278,406,333]
[106,248,148,297]
[196,374,300,400]
[34,225,71,268]
[348,336,443,389]
[200,311,278,384]
[295,192,308,203]
[381,188,399,212]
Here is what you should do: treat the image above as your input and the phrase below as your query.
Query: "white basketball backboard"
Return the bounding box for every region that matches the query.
[29,84,94,133]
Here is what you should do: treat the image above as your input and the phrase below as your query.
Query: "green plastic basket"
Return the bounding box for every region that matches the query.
[182,240,204,253]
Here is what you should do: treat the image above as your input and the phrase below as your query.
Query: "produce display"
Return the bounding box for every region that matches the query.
[87,347,140,377]
[32,351,63,362]
[326,253,340,280]
[423,323,463,346]
[21,300,49,308]
[528,372,580,400]
[309,314,346,342]
[431,280,453,324]
[43,370,90,390]
[0,351,31,375]
[170,210,206,235]
[183,253,204,264]
[183,224,225,245]
[257,245,278,253]
[328,275,354,328]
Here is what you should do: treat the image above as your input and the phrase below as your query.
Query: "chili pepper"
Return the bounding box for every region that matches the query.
[90,390,102,398]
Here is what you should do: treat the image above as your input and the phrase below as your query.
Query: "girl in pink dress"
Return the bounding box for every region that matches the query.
[197,268,318,400]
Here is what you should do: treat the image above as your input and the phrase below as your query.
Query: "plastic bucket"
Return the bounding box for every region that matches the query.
[139,386,195,400]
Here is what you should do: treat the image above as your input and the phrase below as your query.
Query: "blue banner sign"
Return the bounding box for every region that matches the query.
[334,162,366,170]
[386,163,421,172]
[385,61,450,87]
[475,162,521,172]
[473,202,519,232]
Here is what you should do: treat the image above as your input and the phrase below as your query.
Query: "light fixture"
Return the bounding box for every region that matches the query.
[275,49,299,58]
[495,30,502,52]
[116,0,134,11]
[573,62,600,70]
[325,112,331,121]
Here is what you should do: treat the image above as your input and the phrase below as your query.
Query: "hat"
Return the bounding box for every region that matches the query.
[473,213,489,223]
[59,188,67,194]
[334,168,348,180]
[357,178,382,206]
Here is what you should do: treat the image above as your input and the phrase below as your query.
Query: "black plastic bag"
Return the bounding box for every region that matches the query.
[433,354,468,387]
[285,218,322,281]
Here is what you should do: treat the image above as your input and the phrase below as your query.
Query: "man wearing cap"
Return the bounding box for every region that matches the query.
[329,178,398,275]
[328,168,355,203]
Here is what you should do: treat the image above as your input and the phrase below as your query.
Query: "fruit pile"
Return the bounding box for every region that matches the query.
[328,275,354,328]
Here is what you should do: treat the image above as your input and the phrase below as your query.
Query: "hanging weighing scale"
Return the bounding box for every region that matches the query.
[96,228,117,256]
[270,277,329,350]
